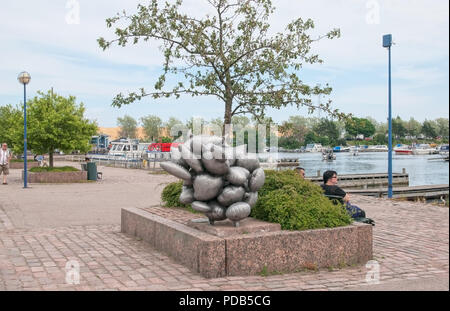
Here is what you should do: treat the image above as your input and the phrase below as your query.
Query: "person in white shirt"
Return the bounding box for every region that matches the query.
[0,143,12,184]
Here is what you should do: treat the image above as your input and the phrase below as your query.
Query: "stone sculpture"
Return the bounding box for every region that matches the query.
[160,135,265,227]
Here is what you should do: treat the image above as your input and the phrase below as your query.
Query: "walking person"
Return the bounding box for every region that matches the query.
[0,143,12,185]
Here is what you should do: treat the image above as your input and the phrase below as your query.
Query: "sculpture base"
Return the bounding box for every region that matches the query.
[121,207,373,278]
[187,218,281,237]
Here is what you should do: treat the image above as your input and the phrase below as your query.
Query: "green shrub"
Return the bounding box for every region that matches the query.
[29,166,79,172]
[161,181,186,208]
[251,170,352,230]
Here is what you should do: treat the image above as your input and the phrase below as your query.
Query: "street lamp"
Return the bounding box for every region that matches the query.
[383,34,393,198]
[18,71,31,188]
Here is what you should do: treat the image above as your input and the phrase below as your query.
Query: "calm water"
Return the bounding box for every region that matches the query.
[259,152,449,186]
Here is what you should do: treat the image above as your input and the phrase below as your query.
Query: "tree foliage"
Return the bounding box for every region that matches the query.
[421,119,438,139]
[344,117,375,138]
[26,90,98,167]
[140,114,162,141]
[0,104,23,154]
[98,0,344,124]
[117,115,138,138]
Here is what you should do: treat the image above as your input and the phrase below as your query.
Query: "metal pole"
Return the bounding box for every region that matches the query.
[388,45,393,198]
[23,84,28,188]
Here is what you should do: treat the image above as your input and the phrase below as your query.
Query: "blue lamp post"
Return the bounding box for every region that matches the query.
[18,71,31,188]
[383,34,393,198]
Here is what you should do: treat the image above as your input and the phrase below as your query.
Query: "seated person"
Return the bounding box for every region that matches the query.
[321,170,372,224]
[294,166,305,179]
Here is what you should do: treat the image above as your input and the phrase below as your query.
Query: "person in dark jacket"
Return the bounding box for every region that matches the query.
[321,170,366,219]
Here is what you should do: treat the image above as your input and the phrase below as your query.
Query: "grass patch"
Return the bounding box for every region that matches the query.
[29,166,79,173]
[10,159,35,163]
[148,170,169,175]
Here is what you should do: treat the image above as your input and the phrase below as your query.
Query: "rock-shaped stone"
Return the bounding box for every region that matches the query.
[192,135,223,157]
[236,157,260,173]
[160,162,191,181]
[205,201,227,222]
[244,192,258,208]
[226,166,250,186]
[179,186,195,204]
[225,202,251,222]
[191,201,212,213]
[202,156,230,176]
[193,174,223,201]
[249,167,265,192]
[217,186,245,206]
[180,144,204,173]
[170,146,188,168]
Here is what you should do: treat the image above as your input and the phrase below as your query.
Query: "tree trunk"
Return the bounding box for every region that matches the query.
[49,150,54,168]
[223,96,233,138]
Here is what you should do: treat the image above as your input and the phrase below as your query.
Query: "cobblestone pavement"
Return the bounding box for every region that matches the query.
[0,165,448,291]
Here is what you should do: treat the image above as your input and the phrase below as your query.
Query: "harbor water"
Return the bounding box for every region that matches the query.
[259,152,449,187]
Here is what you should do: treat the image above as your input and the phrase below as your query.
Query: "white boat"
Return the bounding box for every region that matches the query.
[108,139,149,158]
[412,144,435,155]
[439,144,449,156]
[367,145,388,152]
[394,144,413,155]
[322,149,336,161]
[305,143,323,153]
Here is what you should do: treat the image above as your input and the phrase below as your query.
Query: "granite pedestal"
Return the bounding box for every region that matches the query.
[121,207,373,278]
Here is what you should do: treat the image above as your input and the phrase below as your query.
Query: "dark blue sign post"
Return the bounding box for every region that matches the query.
[18,71,31,189]
[383,34,393,198]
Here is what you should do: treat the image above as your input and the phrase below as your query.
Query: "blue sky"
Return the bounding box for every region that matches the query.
[0,0,448,127]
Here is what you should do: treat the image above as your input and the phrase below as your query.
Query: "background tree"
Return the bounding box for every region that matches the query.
[98,0,344,129]
[26,90,97,167]
[140,114,162,142]
[345,117,375,138]
[435,118,449,138]
[164,117,184,139]
[117,115,138,139]
[279,116,309,146]
[313,118,340,146]
[392,116,407,138]
[421,119,438,139]
[0,104,22,154]
[404,117,422,138]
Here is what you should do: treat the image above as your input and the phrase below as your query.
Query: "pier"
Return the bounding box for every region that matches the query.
[346,184,449,204]
[308,172,410,189]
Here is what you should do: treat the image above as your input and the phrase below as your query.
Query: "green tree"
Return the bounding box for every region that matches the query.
[279,116,310,146]
[117,115,138,139]
[404,117,422,138]
[313,118,340,146]
[435,118,449,138]
[164,117,184,139]
[345,117,375,138]
[0,104,22,154]
[392,116,407,138]
[421,119,438,139]
[98,0,343,127]
[140,115,162,142]
[26,90,97,167]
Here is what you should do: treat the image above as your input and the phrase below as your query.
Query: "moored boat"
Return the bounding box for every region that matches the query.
[394,144,413,155]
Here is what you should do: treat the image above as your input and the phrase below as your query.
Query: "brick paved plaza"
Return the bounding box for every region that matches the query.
[0,162,448,291]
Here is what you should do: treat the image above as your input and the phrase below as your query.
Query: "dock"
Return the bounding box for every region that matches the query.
[308,172,410,189]
[346,184,449,202]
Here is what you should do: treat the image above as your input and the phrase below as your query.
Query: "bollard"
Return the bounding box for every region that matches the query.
[402,168,406,174]
[317,170,321,177]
